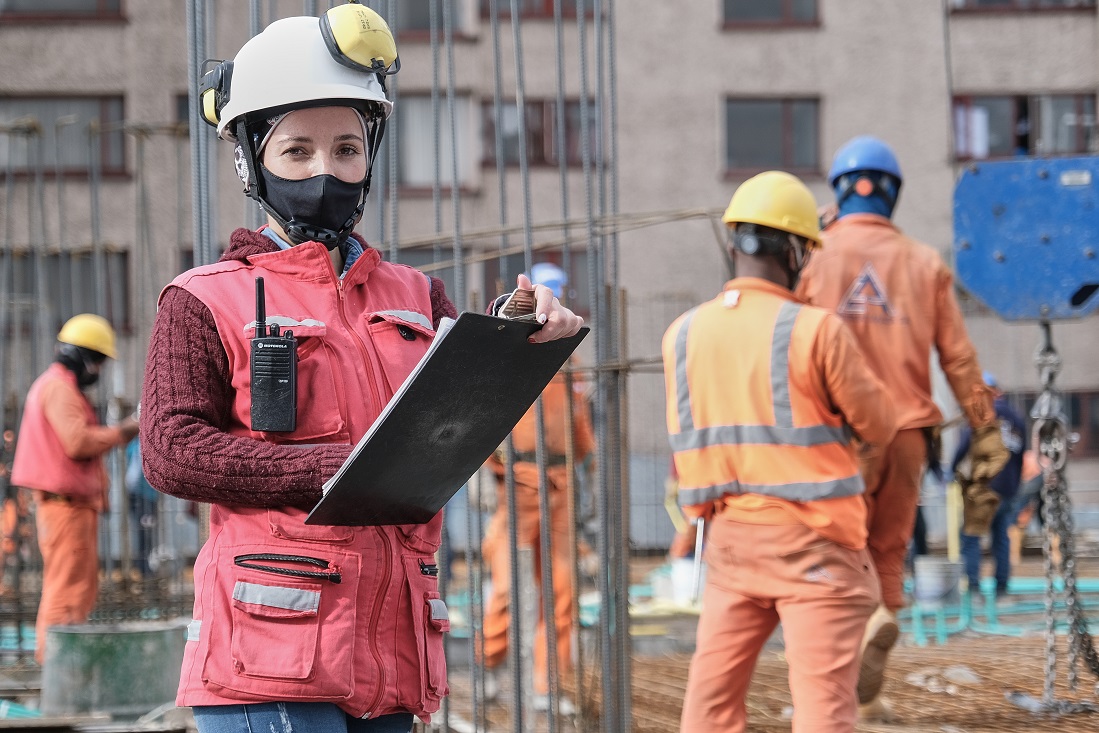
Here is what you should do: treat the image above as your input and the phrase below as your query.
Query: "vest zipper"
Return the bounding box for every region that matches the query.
[361,528,393,717]
[334,276,384,424]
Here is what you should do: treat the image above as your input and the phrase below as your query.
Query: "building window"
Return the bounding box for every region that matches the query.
[1004,390,1099,459]
[479,0,577,18]
[395,0,470,33]
[953,94,1097,160]
[724,0,817,24]
[951,0,1095,10]
[0,97,126,176]
[0,0,121,18]
[725,98,819,173]
[2,249,130,334]
[396,94,477,188]
[482,99,597,167]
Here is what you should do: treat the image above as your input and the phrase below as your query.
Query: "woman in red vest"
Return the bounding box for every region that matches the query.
[138,6,581,733]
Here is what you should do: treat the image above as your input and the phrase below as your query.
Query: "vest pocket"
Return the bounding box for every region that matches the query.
[202,545,360,700]
[395,556,450,711]
[366,312,433,395]
[229,579,321,680]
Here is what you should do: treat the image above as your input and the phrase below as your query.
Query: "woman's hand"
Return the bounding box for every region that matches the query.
[518,273,584,343]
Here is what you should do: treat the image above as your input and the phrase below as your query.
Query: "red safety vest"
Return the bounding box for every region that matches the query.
[169,240,449,721]
[10,363,108,499]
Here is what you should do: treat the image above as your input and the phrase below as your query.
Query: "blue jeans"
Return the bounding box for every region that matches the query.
[961,497,1014,594]
[193,703,414,733]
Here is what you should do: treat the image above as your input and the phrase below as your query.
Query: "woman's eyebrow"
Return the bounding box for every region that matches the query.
[335,133,365,143]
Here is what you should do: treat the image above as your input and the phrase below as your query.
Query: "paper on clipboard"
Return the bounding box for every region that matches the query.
[305,312,588,526]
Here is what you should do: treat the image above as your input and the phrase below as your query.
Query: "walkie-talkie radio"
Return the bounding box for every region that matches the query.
[250,277,297,432]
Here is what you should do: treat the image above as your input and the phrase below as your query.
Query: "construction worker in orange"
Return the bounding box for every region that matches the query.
[9,314,139,664]
[796,136,1009,721]
[481,262,595,713]
[666,171,896,733]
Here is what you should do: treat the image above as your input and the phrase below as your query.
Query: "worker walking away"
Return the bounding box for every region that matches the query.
[951,372,1027,598]
[10,314,139,664]
[796,135,1008,721]
[481,262,595,715]
[667,171,896,733]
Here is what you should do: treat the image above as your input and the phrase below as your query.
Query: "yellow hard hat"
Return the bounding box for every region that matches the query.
[57,314,117,360]
[722,171,821,244]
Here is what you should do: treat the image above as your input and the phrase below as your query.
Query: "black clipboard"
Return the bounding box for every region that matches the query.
[305,312,589,526]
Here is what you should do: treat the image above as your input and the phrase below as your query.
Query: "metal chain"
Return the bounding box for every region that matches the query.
[1029,322,1099,707]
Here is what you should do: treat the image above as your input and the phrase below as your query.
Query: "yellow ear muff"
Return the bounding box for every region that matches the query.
[198,60,233,128]
[320,1,399,74]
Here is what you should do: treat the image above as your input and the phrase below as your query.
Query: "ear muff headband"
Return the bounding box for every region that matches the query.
[199,60,233,127]
[319,1,400,77]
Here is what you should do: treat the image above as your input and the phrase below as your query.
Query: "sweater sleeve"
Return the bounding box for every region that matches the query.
[429,276,458,328]
[139,286,352,510]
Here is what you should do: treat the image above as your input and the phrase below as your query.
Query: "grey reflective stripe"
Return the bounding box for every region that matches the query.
[668,423,851,451]
[428,598,449,622]
[672,308,700,432]
[376,309,433,331]
[186,619,201,642]
[770,301,801,428]
[244,317,326,332]
[679,473,864,504]
[232,581,320,613]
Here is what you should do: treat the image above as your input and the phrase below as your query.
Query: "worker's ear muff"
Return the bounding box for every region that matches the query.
[319,0,401,78]
[198,59,233,128]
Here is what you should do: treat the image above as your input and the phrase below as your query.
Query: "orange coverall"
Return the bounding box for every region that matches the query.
[14,373,122,663]
[481,372,595,695]
[665,278,896,732]
[797,213,994,610]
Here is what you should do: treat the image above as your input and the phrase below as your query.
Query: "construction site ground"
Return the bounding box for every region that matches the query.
[443,552,1099,733]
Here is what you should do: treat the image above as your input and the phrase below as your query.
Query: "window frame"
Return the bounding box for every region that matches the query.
[0,0,123,22]
[478,0,580,20]
[481,98,597,169]
[0,247,131,336]
[0,95,127,178]
[722,0,820,28]
[724,96,821,177]
[952,92,1097,161]
[950,0,1096,13]
[392,92,479,194]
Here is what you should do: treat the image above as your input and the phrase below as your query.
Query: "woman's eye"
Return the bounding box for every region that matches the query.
[338,145,362,156]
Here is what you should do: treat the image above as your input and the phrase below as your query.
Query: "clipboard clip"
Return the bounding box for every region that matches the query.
[499,287,540,322]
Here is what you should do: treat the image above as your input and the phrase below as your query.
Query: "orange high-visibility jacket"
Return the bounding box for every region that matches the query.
[797,214,994,431]
[663,278,895,515]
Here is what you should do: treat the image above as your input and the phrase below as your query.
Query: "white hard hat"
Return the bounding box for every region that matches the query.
[216,16,392,142]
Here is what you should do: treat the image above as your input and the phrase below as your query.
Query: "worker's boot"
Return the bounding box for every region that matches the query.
[857,695,894,723]
[961,478,1001,536]
[857,606,899,705]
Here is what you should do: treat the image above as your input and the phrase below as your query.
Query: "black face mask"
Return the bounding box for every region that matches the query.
[57,345,103,389]
[258,165,365,247]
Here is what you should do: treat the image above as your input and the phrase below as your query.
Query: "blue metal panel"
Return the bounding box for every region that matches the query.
[953,156,1099,321]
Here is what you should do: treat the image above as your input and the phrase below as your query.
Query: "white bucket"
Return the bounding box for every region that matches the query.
[913,556,962,608]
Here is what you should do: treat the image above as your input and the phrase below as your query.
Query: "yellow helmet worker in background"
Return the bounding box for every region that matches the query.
[57,313,117,360]
[667,171,895,732]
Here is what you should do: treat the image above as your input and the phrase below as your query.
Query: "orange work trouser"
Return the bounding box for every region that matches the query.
[35,499,99,664]
[680,519,879,733]
[482,469,573,695]
[860,428,927,611]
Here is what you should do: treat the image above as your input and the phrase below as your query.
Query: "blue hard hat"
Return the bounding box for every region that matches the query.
[828,136,903,187]
[983,371,998,388]
[529,262,568,298]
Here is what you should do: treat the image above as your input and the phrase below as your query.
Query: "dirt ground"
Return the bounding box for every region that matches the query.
[440,553,1099,733]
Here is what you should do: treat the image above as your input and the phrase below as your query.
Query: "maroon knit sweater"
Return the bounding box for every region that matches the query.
[139,228,458,511]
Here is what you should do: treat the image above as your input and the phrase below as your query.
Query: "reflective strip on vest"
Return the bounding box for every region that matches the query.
[670,299,860,502]
[375,309,433,331]
[232,580,321,613]
[245,317,327,332]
